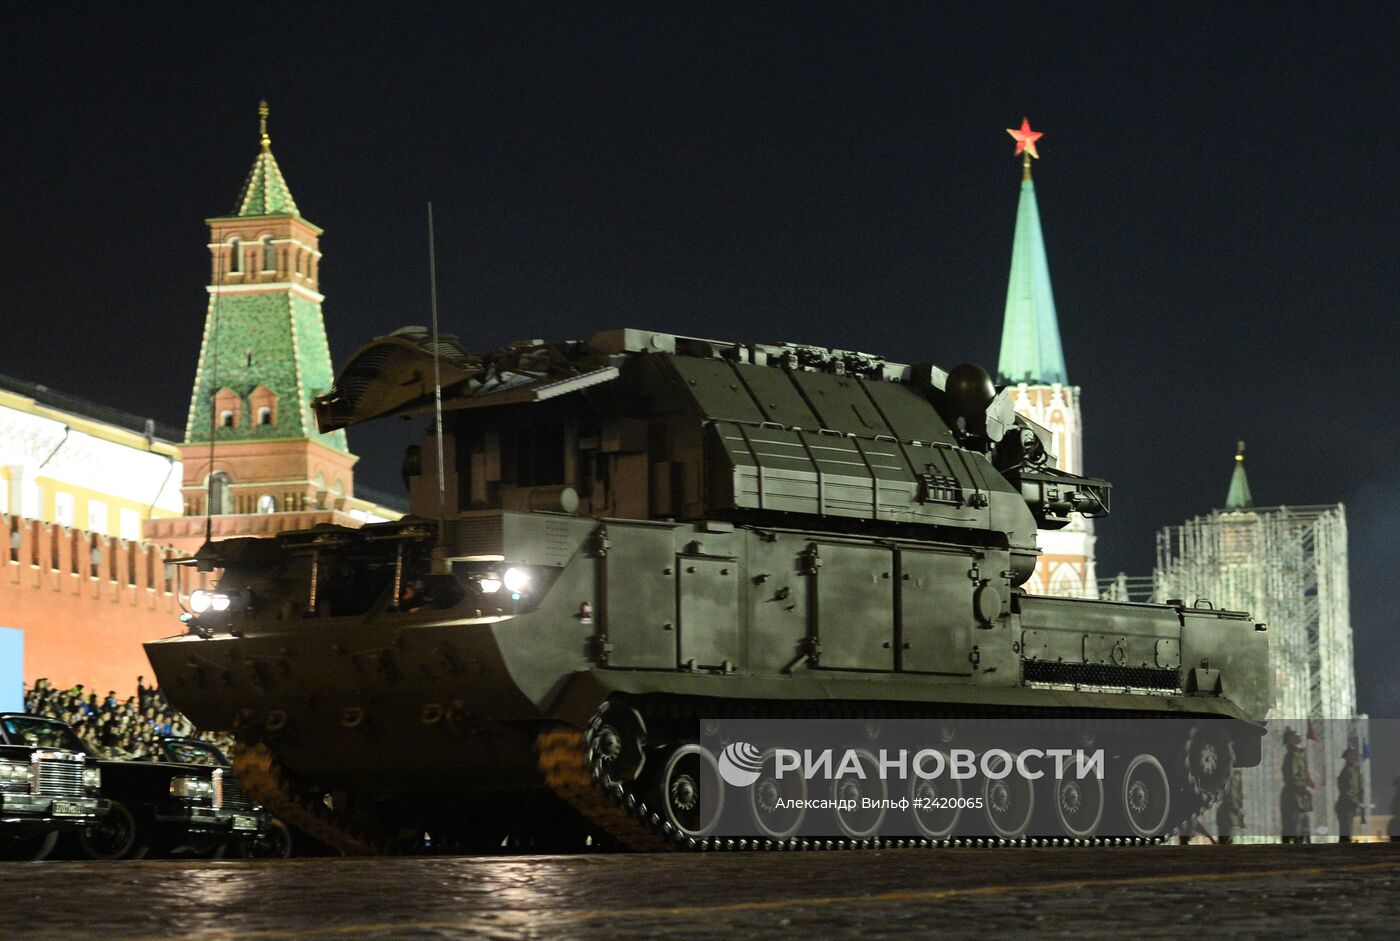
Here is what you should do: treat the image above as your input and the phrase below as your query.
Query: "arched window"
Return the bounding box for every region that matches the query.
[229,237,243,274]
[209,472,234,515]
[214,387,241,429]
[248,386,277,428]
[261,236,276,272]
[256,494,277,514]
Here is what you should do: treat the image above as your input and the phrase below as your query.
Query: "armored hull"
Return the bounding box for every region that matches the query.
[146,329,1270,851]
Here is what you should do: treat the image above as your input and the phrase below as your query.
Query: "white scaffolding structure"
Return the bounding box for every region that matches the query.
[1152,504,1366,841]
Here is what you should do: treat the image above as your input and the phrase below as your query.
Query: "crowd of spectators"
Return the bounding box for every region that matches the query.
[22,676,236,760]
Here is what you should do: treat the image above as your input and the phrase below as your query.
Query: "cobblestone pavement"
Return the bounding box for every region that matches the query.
[3,844,1396,940]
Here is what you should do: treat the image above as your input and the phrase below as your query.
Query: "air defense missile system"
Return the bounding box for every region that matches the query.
[145,328,1270,852]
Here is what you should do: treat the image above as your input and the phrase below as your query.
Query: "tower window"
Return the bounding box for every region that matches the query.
[229,237,243,274]
[249,385,278,428]
[209,472,234,515]
[261,237,276,272]
[213,387,241,428]
[256,494,277,514]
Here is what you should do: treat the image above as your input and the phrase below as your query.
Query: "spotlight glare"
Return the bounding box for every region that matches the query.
[503,567,530,593]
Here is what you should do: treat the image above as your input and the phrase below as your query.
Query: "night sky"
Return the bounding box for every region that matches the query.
[2,5,1397,714]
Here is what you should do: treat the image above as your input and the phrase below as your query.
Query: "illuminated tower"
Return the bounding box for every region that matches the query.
[996,119,1096,598]
[1155,445,1364,842]
[147,103,386,551]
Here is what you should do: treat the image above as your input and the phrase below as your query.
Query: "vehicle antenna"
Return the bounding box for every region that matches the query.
[205,237,226,545]
[427,202,449,563]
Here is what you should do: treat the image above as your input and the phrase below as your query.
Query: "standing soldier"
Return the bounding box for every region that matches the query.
[1335,747,1365,843]
[1280,727,1313,843]
[1217,770,1245,844]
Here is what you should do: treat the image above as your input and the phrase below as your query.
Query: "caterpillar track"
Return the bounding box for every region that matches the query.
[536,697,1218,852]
[230,697,1226,855]
[232,742,385,856]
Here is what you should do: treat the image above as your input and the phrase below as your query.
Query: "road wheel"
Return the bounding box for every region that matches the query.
[982,754,1035,839]
[0,831,58,860]
[1120,753,1172,838]
[651,744,723,840]
[832,749,886,839]
[1051,774,1104,839]
[78,799,149,860]
[749,749,806,839]
[909,765,962,839]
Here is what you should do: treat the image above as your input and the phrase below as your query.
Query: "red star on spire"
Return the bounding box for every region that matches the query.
[1007,117,1043,159]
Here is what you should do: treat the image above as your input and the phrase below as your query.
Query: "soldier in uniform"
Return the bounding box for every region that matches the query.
[1216,770,1245,844]
[1279,727,1313,843]
[1334,746,1364,842]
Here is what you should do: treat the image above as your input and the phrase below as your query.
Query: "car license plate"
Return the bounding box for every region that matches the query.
[52,800,84,816]
[233,814,258,831]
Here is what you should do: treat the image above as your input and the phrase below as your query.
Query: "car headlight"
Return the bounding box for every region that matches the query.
[169,775,214,800]
[189,589,213,613]
[83,766,101,791]
[0,759,34,790]
[478,575,502,593]
[502,567,530,593]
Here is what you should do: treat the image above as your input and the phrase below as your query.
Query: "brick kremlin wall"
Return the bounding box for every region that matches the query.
[0,513,203,698]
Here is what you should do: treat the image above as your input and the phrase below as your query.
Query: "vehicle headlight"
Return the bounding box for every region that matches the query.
[502,567,530,593]
[83,766,101,791]
[169,775,214,800]
[478,575,502,594]
[210,593,231,611]
[0,759,34,790]
[189,589,213,613]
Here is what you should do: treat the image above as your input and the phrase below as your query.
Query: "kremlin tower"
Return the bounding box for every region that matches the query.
[146,103,396,553]
[996,119,1097,598]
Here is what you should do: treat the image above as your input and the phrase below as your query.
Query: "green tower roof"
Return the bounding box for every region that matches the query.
[996,166,1068,386]
[232,101,300,217]
[183,103,346,454]
[1225,441,1254,509]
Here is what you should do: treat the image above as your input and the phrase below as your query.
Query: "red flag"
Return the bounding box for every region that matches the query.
[1306,720,1319,742]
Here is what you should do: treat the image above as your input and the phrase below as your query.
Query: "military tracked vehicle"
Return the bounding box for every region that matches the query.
[145,328,1270,852]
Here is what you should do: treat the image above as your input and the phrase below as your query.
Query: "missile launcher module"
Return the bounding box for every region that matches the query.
[146,328,1269,851]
